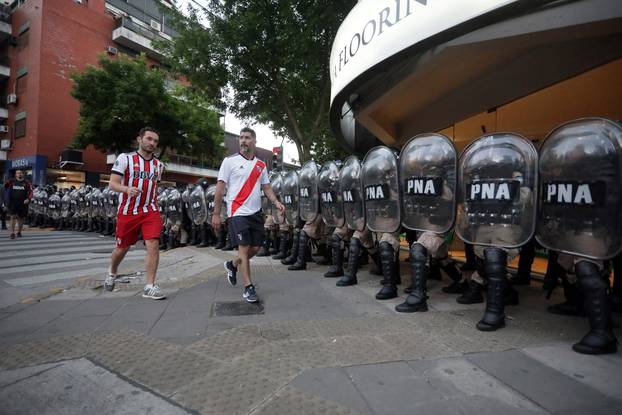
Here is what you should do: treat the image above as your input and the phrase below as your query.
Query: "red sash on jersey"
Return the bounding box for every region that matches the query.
[231,159,265,216]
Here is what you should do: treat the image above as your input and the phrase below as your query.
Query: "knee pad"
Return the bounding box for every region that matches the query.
[379,241,394,261]
[331,233,342,249]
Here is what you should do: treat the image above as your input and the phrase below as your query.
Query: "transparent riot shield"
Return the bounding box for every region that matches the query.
[400,133,457,233]
[205,184,217,224]
[340,156,365,232]
[361,147,401,233]
[537,117,622,260]
[191,185,208,226]
[456,132,538,248]
[167,188,184,232]
[318,161,345,227]
[298,161,319,222]
[270,172,284,225]
[282,170,300,226]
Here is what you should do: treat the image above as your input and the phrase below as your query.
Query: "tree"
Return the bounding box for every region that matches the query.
[71,54,224,163]
[160,0,355,163]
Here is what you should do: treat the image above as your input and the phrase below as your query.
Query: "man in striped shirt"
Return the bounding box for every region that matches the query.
[213,127,285,303]
[104,127,166,300]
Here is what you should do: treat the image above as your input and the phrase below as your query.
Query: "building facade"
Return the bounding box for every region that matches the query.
[0,0,226,188]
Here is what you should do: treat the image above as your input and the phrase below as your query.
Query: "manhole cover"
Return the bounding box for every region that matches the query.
[212,301,264,317]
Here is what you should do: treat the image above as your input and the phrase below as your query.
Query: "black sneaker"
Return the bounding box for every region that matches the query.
[16,232,22,238]
[224,260,237,286]
[243,285,258,303]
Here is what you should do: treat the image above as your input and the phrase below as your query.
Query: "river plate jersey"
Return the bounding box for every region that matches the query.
[111,152,164,216]
[217,153,270,217]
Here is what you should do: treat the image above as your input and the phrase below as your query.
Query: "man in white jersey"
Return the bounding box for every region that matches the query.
[104,127,166,300]
[213,127,285,303]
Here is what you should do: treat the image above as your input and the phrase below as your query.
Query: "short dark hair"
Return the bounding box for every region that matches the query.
[240,127,256,139]
[139,126,159,137]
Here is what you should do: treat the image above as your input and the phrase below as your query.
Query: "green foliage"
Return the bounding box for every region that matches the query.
[70,54,224,160]
[160,0,356,163]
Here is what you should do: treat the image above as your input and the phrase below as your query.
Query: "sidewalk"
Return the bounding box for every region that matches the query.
[0,244,621,414]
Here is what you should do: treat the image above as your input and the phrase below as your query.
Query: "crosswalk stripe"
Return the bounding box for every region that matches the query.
[0,252,145,276]
[0,239,115,251]
[4,262,144,287]
[1,244,119,259]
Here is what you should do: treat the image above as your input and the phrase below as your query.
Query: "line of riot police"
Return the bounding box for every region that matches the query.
[261,117,621,355]
[27,184,119,235]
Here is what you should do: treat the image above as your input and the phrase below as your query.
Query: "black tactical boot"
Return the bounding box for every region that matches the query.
[289,231,308,271]
[269,230,279,255]
[360,248,369,265]
[222,231,234,251]
[441,257,466,294]
[282,230,300,265]
[461,243,478,271]
[369,249,382,276]
[548,276,585,316]
[375,242,398,300]
[324,234,344,278]
[572,261,618,354]
[314,242,330,265]
[396,244,429,313]
[199,224,209,247]
[337,238,361,287]
[167,233,176,250]
[457,258,485,304]
[214,227,226,249]
[273,231,290,260]
[256,232,270,256]
[476,248,507,331]
[511,241,535,285]
[159,229,167,250]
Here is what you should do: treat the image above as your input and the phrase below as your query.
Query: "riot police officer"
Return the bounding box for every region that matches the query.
[394,133,463,313]
[537,117,620,354]
[456,132,538,331]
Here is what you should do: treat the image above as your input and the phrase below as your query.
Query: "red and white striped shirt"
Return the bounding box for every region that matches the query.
[111,152,164,216]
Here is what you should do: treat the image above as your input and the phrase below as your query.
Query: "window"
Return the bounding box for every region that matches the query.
[14,118,26,138]
[17,30,29,51]
[16,74,27,94]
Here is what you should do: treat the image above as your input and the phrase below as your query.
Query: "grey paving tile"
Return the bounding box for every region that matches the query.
[252,385,365,415]
[466,350,620,414]
[290,367,373,415]
[22,315,109,340]
[0,300,83,343]
[148,309,209,339]
[522,344,622,402]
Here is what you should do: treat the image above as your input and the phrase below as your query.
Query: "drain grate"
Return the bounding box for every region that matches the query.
[211,301,264,317]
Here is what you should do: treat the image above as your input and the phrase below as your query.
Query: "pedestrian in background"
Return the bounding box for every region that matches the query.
[3,169,32,239]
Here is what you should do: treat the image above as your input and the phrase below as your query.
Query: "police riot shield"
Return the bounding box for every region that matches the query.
[39,188,49,216]
[182,185,194,223]
[109,190,118,218]
[537,118,622,260]
[191,185,208,226]
[361,147,401,233]
[318,161,345,227]
[69,189,79,217]
[340,156,365,232]
[456,133,538,248]
[269,172,284,225]
[298,161,319,222]
[61,191,71,218]
[91,188,103,219]
[400,133,457,233]
[77,187,87,217]
[167,188,184,231]
[48,192,61,220]
[157,188,168,223]
[205,184,217,223]
[282,170,300,226]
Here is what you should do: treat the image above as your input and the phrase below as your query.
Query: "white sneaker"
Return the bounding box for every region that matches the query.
[142,284,166,300]
[104,275,116,292]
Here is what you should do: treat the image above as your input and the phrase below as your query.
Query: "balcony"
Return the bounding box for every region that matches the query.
[0,4,10,41]
[163,154,220,179]
[112,17,166,60]
[0,56,9,78]
[0,95,8,119]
